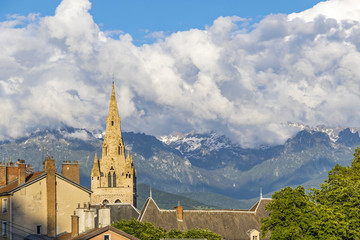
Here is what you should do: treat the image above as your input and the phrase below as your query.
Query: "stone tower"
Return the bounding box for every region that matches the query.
[91,82,137,206]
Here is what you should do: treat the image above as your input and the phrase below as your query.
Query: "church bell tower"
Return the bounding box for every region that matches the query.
[91,82,137,206]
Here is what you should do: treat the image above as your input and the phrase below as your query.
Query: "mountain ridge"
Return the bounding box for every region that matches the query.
[0,124,359,202]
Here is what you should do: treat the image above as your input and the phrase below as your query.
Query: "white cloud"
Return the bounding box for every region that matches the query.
[1,0,360,147]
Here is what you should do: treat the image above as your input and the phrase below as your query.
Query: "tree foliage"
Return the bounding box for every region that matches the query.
[112,218,222,240]
[261,148,360,240]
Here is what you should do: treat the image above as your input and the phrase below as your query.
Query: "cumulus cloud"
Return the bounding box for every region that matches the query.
[1,0,360,147]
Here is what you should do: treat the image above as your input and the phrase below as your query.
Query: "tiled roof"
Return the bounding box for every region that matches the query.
[0,171,91,195]
[0,171,45,194]
[70,225,140,240]
[138,197,272,240]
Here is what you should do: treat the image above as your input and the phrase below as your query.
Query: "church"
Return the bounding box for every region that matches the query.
[91,82,137,206]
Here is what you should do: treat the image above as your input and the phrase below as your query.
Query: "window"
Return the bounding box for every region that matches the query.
[102,199,109,205]
[253,236,258,240]
[111,121,114,126]
[2,221,7,237]
[118,146,120,155]
[104,147,107,156]
[37,225,41,235]
[2,199,8,213]
[108,172,112,187]
[104,235,110,240]
[113,172,116,187]
[115,199,121,203]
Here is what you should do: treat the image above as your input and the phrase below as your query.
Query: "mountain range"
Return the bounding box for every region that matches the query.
[0,123,359,207]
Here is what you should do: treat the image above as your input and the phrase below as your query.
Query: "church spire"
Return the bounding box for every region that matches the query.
[104,81,122,141]
[108,81,119,119]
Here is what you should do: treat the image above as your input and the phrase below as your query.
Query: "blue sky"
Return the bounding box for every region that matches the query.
[1,0,322,43]
[1,0,360,147]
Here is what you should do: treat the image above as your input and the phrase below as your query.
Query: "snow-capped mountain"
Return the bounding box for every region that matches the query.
[288,122,360,142]
[159,131,233,153]
[1,125,360,200]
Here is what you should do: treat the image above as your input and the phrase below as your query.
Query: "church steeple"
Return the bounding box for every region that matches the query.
[108,81,119,121]
[91,82,136,207]
[103,82,124,158]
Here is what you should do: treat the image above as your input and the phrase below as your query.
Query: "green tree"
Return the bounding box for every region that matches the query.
[112,219,166,240]
[183,228,222,240]
[112,218,222,240]
[261,186,319,239]
[261,148,360,240]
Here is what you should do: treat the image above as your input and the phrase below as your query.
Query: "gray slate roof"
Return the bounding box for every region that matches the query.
[138,197,271,240]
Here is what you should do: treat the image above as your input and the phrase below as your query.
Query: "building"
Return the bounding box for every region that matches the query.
[91,83,137,206]
[0,157,91,239]
[61,225,140,240]
[138,196,271,240]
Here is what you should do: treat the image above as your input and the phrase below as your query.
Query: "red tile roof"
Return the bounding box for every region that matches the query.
[0,171,45,194]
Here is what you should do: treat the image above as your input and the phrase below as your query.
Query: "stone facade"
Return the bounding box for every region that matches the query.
[91,83,137,206]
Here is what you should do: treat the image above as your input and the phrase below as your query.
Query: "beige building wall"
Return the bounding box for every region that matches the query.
[12,178,47,239]
[56,176,91,235]
[88,230,135,240]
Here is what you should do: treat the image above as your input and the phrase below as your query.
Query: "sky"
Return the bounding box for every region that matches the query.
[1,0,360,147]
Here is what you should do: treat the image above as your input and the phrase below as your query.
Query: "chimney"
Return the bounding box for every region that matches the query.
[61,161,80,184]
[43,156,56,173]
[174,204,183,222]
[71,212,79,237]
[44,156,56,237]
[0,163,6,187]
[98,208,111,227]
[18,161,26,185]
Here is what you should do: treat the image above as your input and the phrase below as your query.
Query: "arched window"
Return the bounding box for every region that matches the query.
[103,199,109,205]
[108,172,111,187]
[113,172,116,187]
[115,199,121,203]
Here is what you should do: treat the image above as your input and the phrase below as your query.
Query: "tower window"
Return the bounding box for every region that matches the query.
[111,121,114,126]
[108,172,111,187]
[113,172,116,187]
[118,146,120,155]
[104,147,107,156]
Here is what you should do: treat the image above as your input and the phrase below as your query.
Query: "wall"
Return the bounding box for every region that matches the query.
[12,178,47,240]
[87,230,134,240]
[91,186,134,205]
[56,176,91,235]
